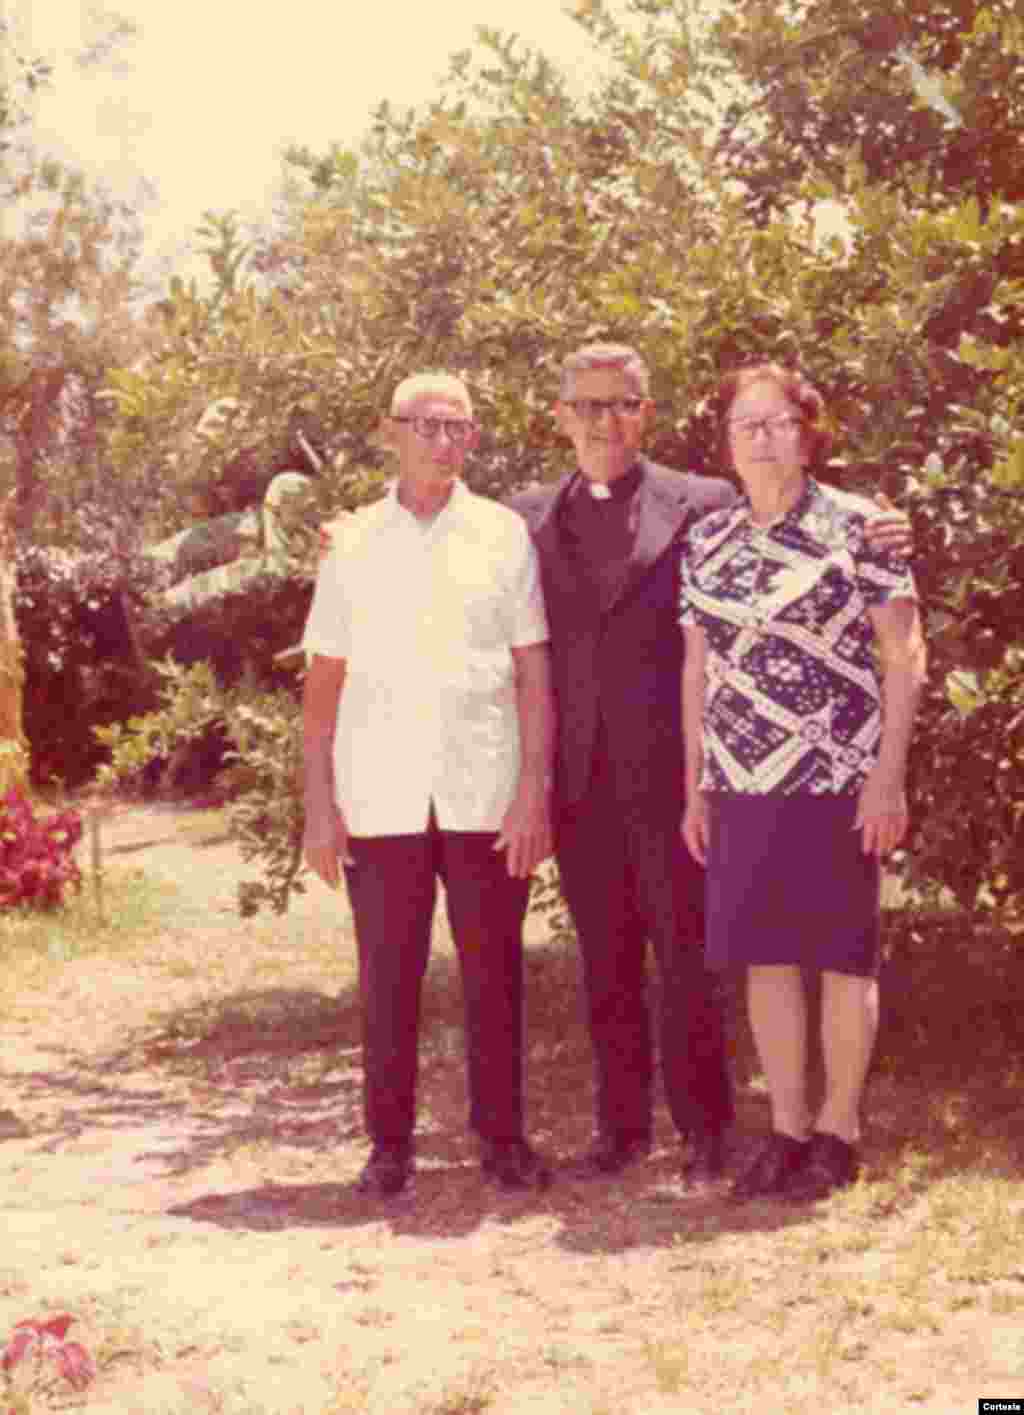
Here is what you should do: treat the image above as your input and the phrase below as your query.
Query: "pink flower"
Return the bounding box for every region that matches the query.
[0,792,82,911]
[1,1314,95,1392]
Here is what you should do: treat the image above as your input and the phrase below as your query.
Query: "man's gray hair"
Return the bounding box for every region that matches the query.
[559,343,651,398]
[390,372,473,416]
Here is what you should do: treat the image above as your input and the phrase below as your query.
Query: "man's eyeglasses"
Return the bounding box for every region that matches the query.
[392,416,476,444]
[563,398,647,420]
[728,414,803,440]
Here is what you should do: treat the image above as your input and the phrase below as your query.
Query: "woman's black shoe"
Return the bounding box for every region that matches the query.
[729,1132,810,1202]
[783,1132,859,1201]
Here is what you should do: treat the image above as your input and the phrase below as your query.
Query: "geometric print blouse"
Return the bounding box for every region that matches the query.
[678,477,917,796]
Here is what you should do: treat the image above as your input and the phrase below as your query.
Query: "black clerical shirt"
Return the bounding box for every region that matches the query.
[560,461,643,612]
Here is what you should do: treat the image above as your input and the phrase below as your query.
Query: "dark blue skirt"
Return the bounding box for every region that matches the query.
[705,794,880,977]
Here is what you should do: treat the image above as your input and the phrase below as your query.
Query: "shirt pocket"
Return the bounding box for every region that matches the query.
[439,546,513,650]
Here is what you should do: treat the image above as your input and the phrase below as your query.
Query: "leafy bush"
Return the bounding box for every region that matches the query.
[0,789,83,910]
[906,649,1024,920]
[96,659,305,915]
[156,571,312,692]
[13,511,312,793]
[13,537,165,789]
[227,687,306,917]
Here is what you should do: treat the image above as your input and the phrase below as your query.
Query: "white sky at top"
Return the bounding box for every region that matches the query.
[11,0,615,285]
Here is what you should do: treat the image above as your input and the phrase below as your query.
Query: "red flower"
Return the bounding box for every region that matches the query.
[1,1314,95,1391]
[0,792,82,912]
[53,1340,95,1390]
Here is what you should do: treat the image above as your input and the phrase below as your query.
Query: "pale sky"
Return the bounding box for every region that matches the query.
[12,0,612,285]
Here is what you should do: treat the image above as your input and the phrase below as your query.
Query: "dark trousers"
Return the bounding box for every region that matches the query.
[343,814,530,1150]
[555,748,733,1143]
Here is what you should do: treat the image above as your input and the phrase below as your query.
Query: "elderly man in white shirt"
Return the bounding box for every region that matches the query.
[302,372,555,1198]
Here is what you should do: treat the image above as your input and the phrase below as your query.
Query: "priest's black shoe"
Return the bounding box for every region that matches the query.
[481,1138,553,1190]
[567,1132,652,1179]
[356,1144,412,1198]
[682,1129,727,1185]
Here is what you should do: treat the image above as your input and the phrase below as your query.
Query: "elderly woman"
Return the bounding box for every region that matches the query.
[679,364,926,1202]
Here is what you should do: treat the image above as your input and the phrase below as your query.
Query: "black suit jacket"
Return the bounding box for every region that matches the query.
[508,457,736,818]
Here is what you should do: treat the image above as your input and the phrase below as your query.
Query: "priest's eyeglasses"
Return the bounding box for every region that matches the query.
[563,397,647,420]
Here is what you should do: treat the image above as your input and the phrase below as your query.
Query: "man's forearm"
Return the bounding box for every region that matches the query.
[302,655,346,820]
[303,732,337,817]
[512,644,555,791]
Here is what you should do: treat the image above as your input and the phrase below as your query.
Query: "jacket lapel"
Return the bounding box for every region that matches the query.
[527,473,590,611]
[608,457,692,614]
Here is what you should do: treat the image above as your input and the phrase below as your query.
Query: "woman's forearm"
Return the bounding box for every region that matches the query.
[681,627,708,799]
[875,657,926,780]
[871,603,927,781]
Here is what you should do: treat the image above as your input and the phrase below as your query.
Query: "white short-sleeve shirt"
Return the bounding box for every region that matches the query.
[302,478,549,835]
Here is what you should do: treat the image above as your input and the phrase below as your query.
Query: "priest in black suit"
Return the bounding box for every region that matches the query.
[507,344,735,1181]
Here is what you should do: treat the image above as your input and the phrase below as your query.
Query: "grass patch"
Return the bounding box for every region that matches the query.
[423,1371,495,1413]
[0,866,174,967]
[169,806,233,846]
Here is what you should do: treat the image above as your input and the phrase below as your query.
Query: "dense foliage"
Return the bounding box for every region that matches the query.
[96,659,304,916]
[702,0,1024,919]
[13,536,158,788]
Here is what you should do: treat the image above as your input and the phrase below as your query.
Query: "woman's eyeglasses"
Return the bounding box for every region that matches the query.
[728,414,803,440]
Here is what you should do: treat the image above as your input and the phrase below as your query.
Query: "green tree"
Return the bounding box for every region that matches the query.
[0,9,151,546]
[101,2,1023,924]
[0,18,50,164]
[698,0,1024,919]
[0,162,147,540]
[0,16,166,790]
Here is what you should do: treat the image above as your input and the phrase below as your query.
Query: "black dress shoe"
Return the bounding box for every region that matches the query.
[682,1129,727,1184]
[567,1132,652,1178]
[481,1138,552,1190]
[357,1144,412,1197]
[783,1132,859,1202]
[729,1132,810,1203]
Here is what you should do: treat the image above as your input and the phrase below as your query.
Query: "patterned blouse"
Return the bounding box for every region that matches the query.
[678,478,917,796]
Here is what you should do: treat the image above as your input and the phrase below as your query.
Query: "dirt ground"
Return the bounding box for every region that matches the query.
[1,805,1021,1415]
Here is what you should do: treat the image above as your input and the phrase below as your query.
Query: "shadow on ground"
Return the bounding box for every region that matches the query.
[5,914,1022,1255]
